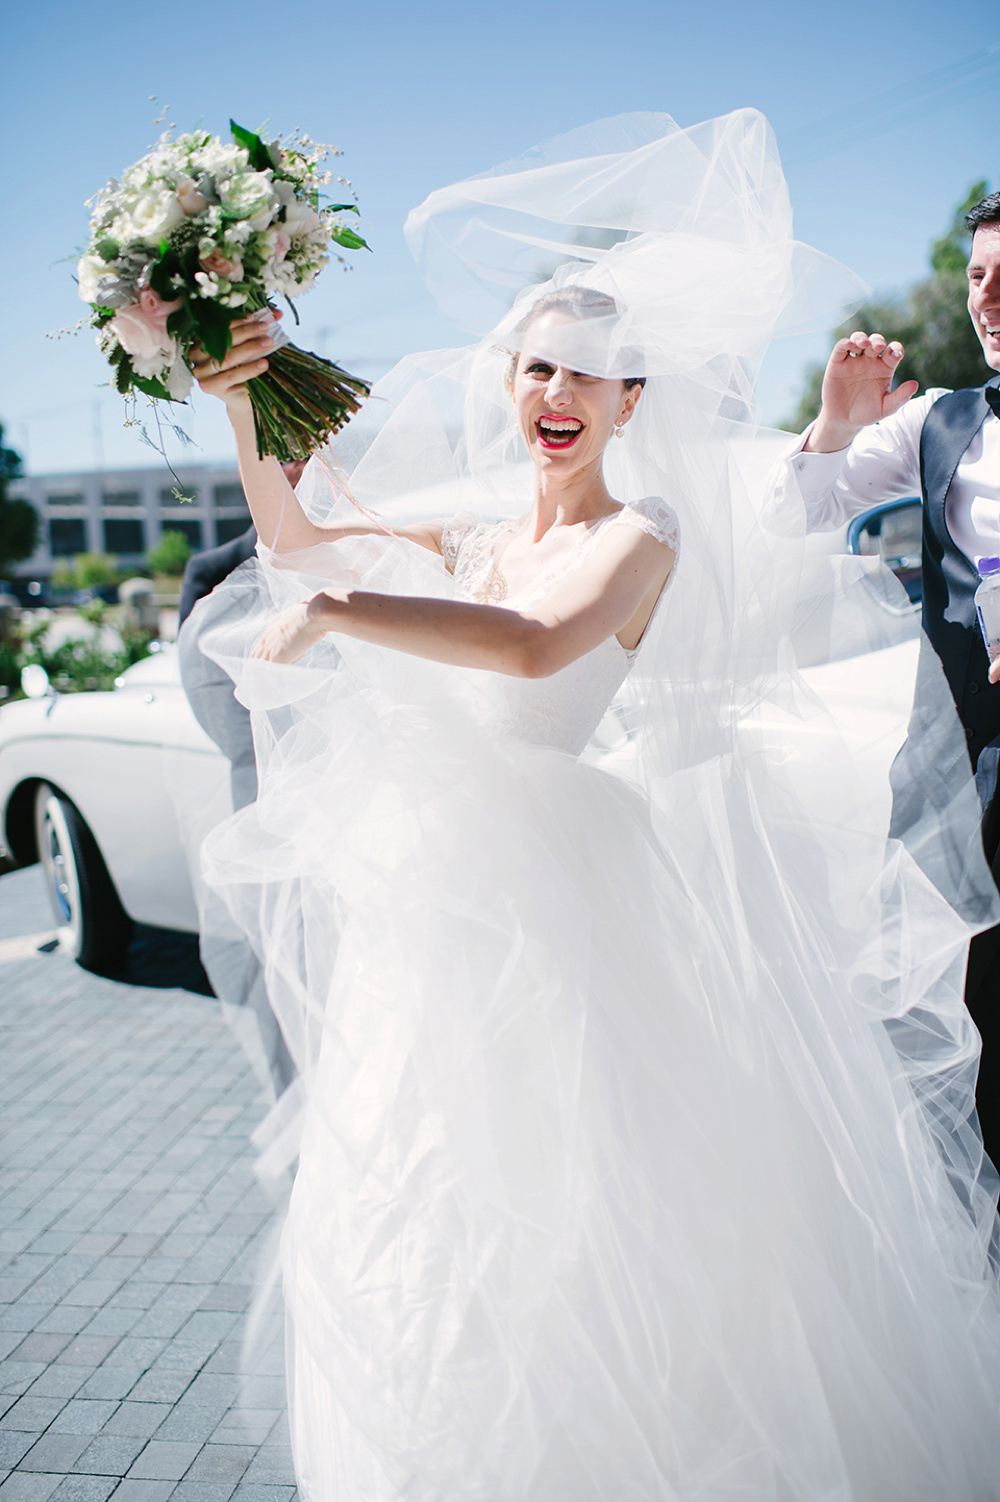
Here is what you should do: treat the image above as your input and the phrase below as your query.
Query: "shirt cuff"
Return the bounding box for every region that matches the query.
[787,424,852,495]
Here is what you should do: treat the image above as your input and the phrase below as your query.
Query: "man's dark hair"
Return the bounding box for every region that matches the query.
[965,191,1000,234]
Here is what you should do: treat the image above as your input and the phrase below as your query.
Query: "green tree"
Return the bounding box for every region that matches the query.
[51,552,121,593]
[74,552,120,590]
[0,423,38,579]
[147,529,193,577]
[784,183,991,432]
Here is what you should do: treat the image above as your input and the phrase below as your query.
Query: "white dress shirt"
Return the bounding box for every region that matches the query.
[784,390,1000,567]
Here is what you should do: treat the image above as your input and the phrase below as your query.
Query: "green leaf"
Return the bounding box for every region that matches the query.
[189,296,236,362]
[199,322,234,364]
[148,257,180,301]
[230,119,274,174]
[115,360,133,395]
[96,237,120,262]
[330,226,370,252]
[132,374,173,401]
[229,119,258,152]
[326,203,360,215]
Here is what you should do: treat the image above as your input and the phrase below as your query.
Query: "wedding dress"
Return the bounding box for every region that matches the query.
[192,109,1000,1500]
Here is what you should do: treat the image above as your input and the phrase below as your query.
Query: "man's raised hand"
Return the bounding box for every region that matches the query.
[806,332,919,454]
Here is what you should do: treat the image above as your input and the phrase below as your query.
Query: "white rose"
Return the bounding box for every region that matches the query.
[282,200,324,240]
[195,141,246,177]
[121,188,186,246]
[217,170,278,223]
[77,254,113,304]
[247,204,277,233]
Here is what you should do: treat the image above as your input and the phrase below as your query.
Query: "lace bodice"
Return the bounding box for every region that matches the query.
[443,497,679,754]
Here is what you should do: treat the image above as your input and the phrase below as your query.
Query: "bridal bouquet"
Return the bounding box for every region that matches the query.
[77,121,370,461]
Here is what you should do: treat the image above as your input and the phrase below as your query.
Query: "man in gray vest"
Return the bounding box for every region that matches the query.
[781,191,1000,1162]
[176,459,309,1098]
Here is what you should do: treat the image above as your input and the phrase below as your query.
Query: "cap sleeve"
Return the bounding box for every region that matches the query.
[441,516,477,575]
[613,496,680,551]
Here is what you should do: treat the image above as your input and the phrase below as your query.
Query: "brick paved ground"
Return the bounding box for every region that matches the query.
[0,868,298,1502]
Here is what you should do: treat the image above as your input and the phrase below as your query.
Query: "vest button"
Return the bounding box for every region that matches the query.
[970,681,980,695]
[966,727,975,740]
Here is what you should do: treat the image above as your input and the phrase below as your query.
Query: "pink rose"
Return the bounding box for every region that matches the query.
[176,178,209,217]
[199,250,244,282]
[110,291,182,371]
[138,288,181,329]
[272,231,291,264]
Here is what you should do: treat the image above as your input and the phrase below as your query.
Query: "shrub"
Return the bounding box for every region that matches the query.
[147,530,193,577]
[0,607,153,700]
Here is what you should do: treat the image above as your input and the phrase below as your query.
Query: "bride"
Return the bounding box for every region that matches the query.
[188,110,1000,1500]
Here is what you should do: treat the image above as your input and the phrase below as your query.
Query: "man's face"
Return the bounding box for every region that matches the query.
[967,225,1000,374]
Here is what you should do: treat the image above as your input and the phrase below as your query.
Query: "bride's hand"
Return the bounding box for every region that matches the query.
[190,311,282,410]
[251,597,328,664]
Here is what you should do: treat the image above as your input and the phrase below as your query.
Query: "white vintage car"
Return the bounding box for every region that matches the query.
[0,498,924,971]
[0,646,229,967]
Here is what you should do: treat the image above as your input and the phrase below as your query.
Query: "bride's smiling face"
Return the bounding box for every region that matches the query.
[510,311,641,476]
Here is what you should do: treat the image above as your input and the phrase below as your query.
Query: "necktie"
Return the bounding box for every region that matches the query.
[985,386,1000,418]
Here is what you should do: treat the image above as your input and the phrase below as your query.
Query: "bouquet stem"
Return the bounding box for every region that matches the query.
[247,344,370,462]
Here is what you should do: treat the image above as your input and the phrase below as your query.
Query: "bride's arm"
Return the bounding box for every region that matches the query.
[193,315,444,556]
[253,524,675,676]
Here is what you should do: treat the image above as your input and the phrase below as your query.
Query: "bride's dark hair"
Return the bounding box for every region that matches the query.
[504,284,646,392]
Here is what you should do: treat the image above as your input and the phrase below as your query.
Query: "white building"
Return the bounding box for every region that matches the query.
[7,463,249,579]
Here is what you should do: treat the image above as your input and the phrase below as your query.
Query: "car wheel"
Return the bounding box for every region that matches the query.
[34,783,133,970]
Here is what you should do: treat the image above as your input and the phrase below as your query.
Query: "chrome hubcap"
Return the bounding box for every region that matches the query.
[36,789,83,954]
[44,814,73,923]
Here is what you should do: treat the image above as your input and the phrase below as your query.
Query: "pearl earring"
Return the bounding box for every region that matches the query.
[614,421,625,439]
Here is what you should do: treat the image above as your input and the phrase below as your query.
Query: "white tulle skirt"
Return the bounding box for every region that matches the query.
[196,540,1000,1502]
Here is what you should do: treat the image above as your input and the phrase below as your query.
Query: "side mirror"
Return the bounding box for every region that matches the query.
[20,664,53,700]
[847,498,922,613]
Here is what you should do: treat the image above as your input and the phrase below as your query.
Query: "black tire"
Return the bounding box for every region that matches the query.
[34,783,133,971]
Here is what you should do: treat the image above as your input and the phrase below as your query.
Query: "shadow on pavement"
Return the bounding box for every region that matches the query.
[88,922,215,996]
[2,863,214,995]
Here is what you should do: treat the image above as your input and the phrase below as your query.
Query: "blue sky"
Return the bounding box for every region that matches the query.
[3,1,998,475]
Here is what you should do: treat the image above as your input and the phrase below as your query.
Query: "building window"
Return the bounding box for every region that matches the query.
[103,519,145,554]
[102,489,141,508]
[159,485,199,508]
[214,517,255,546]
[48,491,85,508]
[49,519,87,556]
[212,482,247,510]
[161,520,203,549]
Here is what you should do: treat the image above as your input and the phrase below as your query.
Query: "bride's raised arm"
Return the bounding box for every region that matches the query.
[250,520,676,675]
[192,313,444,557]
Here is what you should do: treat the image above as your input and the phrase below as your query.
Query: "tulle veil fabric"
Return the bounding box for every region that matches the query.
[187,109,1000,1499]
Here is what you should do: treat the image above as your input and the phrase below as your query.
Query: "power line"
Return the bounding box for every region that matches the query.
[785,44,1000,167]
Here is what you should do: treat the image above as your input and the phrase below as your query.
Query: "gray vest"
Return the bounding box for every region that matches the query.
[918,379,1000,818]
